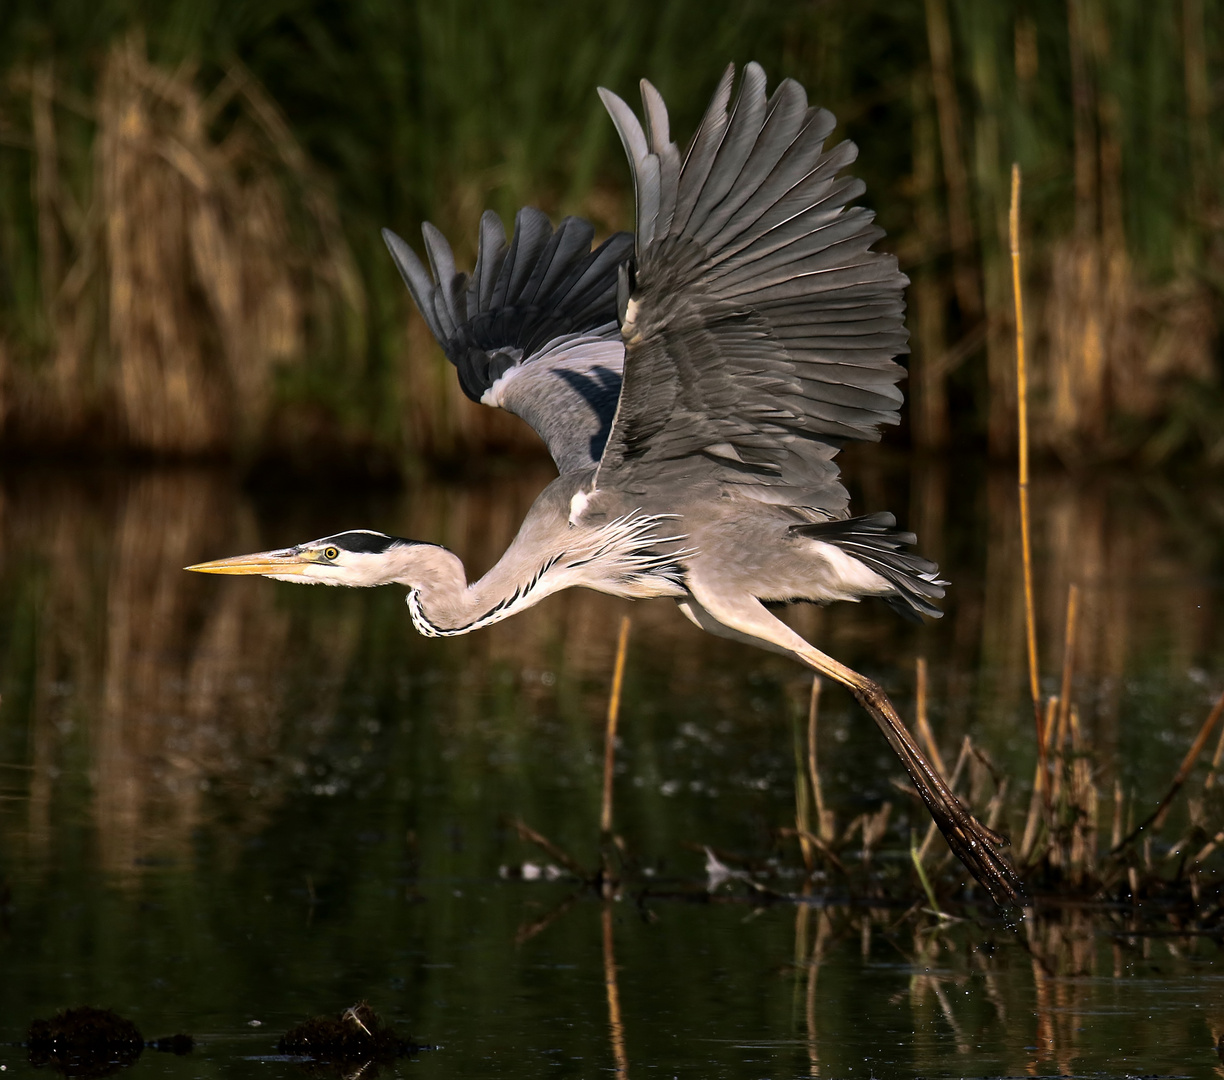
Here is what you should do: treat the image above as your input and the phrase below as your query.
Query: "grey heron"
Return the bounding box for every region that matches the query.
[188,63,1024,908]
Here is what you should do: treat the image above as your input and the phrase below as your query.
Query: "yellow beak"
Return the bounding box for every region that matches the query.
[184,548,312,576]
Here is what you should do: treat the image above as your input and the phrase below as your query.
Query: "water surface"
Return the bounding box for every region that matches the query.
[0,457,1222,1077]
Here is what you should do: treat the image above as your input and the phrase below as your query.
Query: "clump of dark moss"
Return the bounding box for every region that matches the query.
[278,1003,417,1062]
[27,1007,144,1076]
[148,1033,194,1055]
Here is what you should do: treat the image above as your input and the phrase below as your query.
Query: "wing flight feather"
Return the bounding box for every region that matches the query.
[383,212,633,473]
[595,63,909,514]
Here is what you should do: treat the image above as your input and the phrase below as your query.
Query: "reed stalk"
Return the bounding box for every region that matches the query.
[785,677,844,875]
[806,677,834,845]
[1020,697,1059,864]
[911,830,943,915]
[1010,163,1046,805]
[1067,705,1097,884]
[600,615,631,839]
[914,657,946,776]
[1056,585,1080,738]
[794,715,814,873]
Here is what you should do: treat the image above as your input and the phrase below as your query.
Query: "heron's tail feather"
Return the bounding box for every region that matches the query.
[792,512,945,621]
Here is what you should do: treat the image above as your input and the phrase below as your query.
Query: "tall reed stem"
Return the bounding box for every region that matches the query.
[1057,584,1080,736]
[1010,163,1046,795]
[807,677,833,844]
[601,615,631,837]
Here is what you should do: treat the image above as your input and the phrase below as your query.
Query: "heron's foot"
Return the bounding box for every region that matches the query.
[897,733,1027,910]
[853,683,1028,912]
[924,794,1028,912]
[905,768,1028,911]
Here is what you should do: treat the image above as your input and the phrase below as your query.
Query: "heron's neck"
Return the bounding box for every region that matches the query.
[402,542,563,639]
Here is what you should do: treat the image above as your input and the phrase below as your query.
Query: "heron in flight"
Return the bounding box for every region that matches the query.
[188,63,1024,908]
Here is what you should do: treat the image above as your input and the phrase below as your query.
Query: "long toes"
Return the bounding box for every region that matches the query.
[938,814,1028,909]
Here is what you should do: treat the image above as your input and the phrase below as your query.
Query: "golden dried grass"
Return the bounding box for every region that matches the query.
[1037,204,1216,458]
[11,36,362,455]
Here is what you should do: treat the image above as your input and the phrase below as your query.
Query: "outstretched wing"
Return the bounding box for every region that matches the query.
[595,63,909,515]
[384,210,634,473]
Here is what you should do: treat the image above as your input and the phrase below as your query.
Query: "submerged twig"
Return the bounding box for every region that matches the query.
[776,827,848,876]
[511,818,587,880]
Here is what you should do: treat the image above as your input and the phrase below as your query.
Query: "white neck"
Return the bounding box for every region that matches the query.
[363,541,553,638]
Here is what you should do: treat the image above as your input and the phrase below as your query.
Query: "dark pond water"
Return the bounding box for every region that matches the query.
[1,454,1223,1077]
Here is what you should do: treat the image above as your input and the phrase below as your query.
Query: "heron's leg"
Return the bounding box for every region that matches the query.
[677,591,1026,909]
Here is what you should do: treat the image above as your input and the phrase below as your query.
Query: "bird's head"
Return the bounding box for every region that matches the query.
[186,529,459,589]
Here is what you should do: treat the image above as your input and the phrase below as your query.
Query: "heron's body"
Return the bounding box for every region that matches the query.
[189,63,1025,909]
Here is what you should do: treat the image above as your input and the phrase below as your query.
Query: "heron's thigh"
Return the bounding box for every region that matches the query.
[680,586,867,693]
[675,596,792,656]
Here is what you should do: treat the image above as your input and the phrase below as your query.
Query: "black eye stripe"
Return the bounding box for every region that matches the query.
[317,531,408,555]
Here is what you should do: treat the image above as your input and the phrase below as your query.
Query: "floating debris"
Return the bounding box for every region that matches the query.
[27,1006,144,1076]
[148,1034,194,1055]
[277,1003,418,1063]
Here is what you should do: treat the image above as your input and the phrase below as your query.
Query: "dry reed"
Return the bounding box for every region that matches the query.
[507,611,635,894]
[765,568,1224,912]
[1011,163,1047,810]
[793,712,815,874]
[785,676,847,878]
[601,615,631,838]
[792,676,828,872]
[7,36,362,455]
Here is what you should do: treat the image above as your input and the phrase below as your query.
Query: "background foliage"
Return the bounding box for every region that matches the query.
[0,0,1220,467]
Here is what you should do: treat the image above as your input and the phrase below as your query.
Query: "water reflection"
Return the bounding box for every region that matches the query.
[6,470,295,873]
[0,457,1222,1076]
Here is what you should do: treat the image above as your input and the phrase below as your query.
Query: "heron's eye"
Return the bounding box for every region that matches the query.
[323,546,340,561]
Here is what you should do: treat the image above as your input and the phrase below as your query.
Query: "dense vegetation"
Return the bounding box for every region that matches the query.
[0,0,1220,468]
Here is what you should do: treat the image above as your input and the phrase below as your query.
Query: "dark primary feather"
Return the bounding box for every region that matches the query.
[595,63,909,514]
[382,212,633,472]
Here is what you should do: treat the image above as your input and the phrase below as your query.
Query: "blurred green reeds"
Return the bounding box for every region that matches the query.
[0,0,1220,465]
